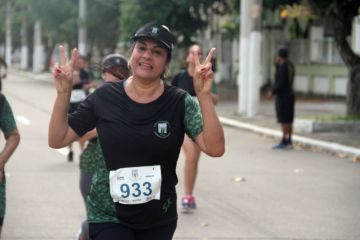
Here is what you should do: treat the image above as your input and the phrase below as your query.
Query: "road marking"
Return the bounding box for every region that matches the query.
[56,148,69,155]
[16,116,31,125]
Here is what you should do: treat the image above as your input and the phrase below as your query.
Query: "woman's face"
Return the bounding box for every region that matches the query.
[130,39,169,81]
[186,45,202,65]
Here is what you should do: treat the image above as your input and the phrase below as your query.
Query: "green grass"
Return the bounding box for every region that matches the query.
[312,115,360,122]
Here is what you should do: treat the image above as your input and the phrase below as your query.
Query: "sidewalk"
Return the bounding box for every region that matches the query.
[216,85,360,160]
[11,68,360,159]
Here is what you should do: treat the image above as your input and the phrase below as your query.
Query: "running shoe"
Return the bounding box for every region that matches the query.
[68,150,74,162]
[272,141,293,150]
[181,195,196,210]
[76,229,84,240]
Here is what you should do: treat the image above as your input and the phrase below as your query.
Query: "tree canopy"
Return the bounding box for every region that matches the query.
[118,0,234,48]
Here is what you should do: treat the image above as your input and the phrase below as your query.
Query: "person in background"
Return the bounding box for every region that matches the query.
[78,55,96,91]
[100,53,130,83]
[0,57,8,92]
[67,55,94,162]
[77,53,130,240]
[172,44,218,211]
[49,22,224,240]
[79,53,130,204]
[0,93,20,237]
[268,47,295,150]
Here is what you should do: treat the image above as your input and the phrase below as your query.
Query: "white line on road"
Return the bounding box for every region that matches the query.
[56,147,69,155]
[15,116,70,156]
[16,115,31,125]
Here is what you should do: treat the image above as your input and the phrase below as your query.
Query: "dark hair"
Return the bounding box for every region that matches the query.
[78,55,89,61]
[277,47,288,59]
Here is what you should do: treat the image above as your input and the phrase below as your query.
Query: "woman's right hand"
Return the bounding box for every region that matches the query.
[53,45,78,94]
[193,48,216,97]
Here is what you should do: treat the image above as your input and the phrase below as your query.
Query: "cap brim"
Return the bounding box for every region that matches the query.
[133,35,172,51]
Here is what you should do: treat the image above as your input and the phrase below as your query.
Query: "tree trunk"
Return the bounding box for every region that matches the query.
[330,0,360,115]
[347,65,360,115]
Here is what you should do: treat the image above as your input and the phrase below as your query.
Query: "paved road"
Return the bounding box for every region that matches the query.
[0,72,359,240]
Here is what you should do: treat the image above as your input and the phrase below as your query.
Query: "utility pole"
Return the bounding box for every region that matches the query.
[353,16,360,55]
[33,21,44,72]
[238,0,252,115]
[20,18,29,70]
[5,2,12,66]
[246,0,262,117]
[78,0,87,56]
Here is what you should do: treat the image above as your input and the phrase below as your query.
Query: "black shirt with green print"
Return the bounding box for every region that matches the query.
[69,80,203,229]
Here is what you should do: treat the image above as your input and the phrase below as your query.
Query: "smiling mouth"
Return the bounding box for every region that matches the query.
[139,62,153,69]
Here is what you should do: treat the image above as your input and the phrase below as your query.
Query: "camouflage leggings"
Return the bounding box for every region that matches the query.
[0,178,6,225]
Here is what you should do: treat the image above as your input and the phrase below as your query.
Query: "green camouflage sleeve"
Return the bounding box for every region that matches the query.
[0,96,17,134]
[184,93,203,141]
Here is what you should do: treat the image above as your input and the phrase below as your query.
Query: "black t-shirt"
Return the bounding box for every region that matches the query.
[272,60,295,97]
[69,80,187,228]
[73,68,92,90]
[172,70,196,97]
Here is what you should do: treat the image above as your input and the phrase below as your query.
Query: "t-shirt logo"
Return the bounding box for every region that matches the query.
[150,27,159,37]
[153,121,171,138]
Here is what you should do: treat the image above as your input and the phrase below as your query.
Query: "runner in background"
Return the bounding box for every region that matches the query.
[172,44,218,211]
[67,55,94,162]
[77,53,130,240]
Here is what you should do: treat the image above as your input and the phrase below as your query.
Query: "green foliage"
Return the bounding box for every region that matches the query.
[313,115,360,122]
[221,18,239,40]
[0,0,236,56]
[0,0,30,49]
[0,0,123,58]
[263,0,302,11]
[119,0,234,48]
[27,0,78,45]
[307,0,330,13]
[87,0,122,55]
[0,4,7,43]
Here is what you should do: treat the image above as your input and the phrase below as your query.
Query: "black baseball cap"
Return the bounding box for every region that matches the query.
[132,23,175,53]
[102,53,128,70]
[101,53,129,79]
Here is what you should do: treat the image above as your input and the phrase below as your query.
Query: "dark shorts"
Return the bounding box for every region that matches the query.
[89,221,177,240]
[275,94,295,123]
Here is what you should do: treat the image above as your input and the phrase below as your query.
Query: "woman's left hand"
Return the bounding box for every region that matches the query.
[193,48,216,96]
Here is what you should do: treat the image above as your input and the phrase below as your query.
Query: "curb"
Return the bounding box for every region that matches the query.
[220,116,360,157]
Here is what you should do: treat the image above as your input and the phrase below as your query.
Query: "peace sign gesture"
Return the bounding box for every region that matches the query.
[193,48,216,96]
[53,45,78,94]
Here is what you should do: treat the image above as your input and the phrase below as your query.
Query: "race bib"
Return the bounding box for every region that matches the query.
[109,165,161,205]
[70,89,86,103]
